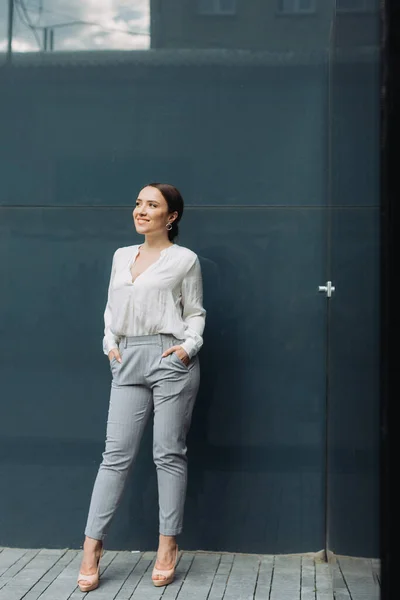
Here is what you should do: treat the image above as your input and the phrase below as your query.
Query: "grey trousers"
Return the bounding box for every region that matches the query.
[84,334,200,540]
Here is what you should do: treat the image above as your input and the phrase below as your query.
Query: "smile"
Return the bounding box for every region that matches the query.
[136,218,150,223]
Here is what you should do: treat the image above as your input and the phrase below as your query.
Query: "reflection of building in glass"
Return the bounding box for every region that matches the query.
[150,0,378,51]
[0,1,150,53]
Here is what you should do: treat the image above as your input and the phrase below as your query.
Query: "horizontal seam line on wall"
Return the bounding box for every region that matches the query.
[0,205,380,210]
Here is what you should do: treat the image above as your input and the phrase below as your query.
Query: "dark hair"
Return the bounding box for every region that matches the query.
[147,183,184,242]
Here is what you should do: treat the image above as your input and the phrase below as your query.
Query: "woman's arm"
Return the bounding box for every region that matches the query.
[179,258,206,359]
[102,249,121,356]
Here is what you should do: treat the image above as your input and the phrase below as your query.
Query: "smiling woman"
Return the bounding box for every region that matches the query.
[133,183,183,246]
[77,182,206,592]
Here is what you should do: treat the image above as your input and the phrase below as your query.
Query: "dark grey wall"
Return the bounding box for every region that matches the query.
[0,60,328,553]
[0,22,380,558]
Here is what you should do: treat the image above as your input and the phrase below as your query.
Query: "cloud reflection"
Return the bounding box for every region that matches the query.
[0,0,150,52]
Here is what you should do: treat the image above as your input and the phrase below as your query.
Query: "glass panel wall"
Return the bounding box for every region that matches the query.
[327,0,381,598]
[2,7,383,595]
[0,0,333,555]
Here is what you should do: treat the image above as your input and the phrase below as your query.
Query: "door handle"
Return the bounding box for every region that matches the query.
[318,281,335,297]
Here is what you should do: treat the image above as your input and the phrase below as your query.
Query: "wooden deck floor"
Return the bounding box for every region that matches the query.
[0,547,380,599]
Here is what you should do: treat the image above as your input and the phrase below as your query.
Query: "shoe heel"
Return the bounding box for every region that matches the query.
[77,545,103,592]
[152,546,179,588]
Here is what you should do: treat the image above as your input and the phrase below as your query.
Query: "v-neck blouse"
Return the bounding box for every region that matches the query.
[102,244,206,359]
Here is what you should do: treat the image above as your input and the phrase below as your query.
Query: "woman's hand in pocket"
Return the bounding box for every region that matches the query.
[108,348,122,363]
[162,345,189,366]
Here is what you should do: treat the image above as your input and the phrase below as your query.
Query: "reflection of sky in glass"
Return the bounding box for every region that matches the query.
[0,0,149,52]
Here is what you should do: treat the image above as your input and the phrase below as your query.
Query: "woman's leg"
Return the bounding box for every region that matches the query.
[152,352,200,572]
[80,380,152,572]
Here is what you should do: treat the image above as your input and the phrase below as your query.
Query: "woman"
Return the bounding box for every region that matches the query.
[77,183,205,592]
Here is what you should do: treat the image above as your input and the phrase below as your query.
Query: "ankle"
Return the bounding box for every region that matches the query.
[83,537,102,553]
[158,535,176,549]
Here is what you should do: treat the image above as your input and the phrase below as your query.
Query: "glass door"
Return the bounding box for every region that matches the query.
[325,1,381,598]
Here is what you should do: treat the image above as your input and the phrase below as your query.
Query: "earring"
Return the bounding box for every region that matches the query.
[166,222,173,231]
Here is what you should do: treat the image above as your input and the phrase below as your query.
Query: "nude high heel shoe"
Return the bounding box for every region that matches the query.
[77,544,103,592]
[152,545,179,587]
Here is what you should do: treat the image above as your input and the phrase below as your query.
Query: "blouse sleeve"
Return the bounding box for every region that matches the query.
[180,257,206,359]
[102,250,121,356]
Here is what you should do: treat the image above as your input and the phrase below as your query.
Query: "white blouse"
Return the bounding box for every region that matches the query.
[102,243,206,359]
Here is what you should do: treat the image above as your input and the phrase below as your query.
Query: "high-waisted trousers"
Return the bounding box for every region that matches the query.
[84,334,200,540]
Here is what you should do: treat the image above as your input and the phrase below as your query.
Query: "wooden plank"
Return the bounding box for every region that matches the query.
[371,559,381,586]
[22,551,78,600]
[301,556,315,600]
[128,566,168,599]
[125,551,173,600]
[37,550,116,600]
[0,549,40,590]
[72,551,141,600]
[338,557,380,600]
[162,552,196,600]
[315,561,333,600]
[254,556,274,600]
[334,592,352,600]
[170,552,220,600]
[0,549,66,600]
[0,549,28,577]
[205,553,234,600]
[115,552,155,600]
[128,551,197,600]
[223,554,260,600]
[270,555,301,600]
[330,560,351,600]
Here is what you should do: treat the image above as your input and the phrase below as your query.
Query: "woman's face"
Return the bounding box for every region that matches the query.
[133,186,177,237]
